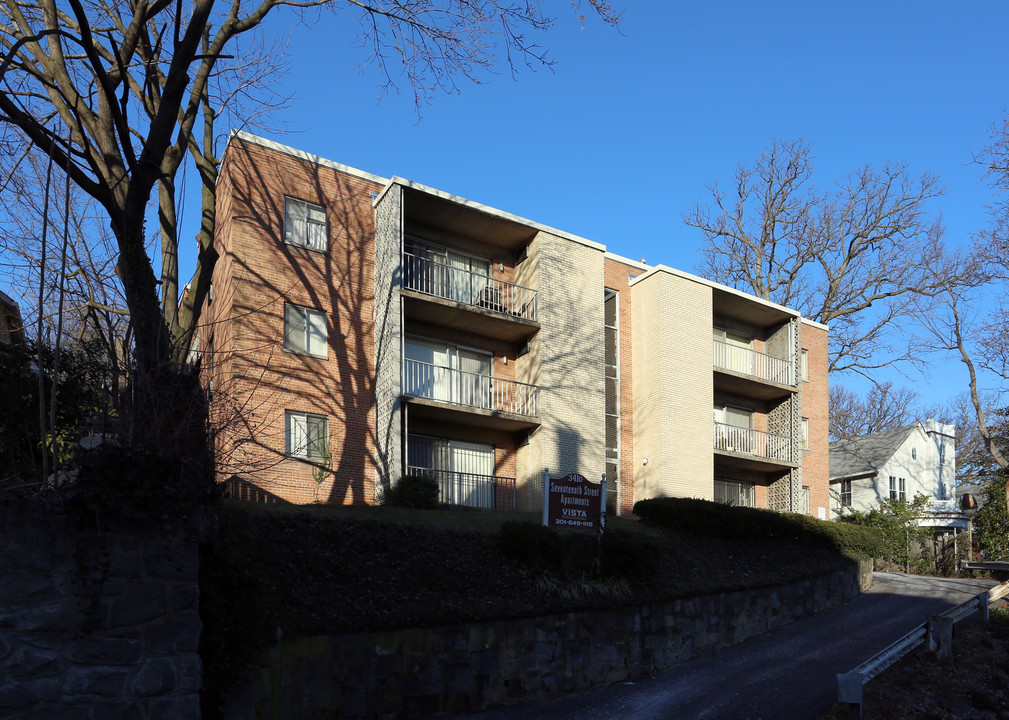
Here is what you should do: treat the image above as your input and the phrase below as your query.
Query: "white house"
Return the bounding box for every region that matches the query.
[829,419,965,529]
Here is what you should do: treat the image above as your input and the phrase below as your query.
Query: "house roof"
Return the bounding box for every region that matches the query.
[829,423,922,481]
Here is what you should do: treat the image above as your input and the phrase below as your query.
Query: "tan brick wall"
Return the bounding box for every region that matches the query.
[210,138,383,504]
[631,270,714,501]
[800,321,830,518]
[516,231,606,510]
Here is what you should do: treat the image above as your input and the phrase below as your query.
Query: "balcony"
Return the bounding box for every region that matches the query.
[713,422,796,470]
[401,251,539,342]
[406,465,517,510]
[713,340,795,399]
[403,358,540,430]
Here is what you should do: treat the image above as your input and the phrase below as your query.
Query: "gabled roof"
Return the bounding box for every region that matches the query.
[829,423,922,482]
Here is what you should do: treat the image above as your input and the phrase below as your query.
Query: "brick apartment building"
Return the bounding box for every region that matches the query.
[202,131,830,518]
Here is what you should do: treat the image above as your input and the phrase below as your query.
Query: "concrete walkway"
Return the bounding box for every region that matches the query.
[448,573,996,720]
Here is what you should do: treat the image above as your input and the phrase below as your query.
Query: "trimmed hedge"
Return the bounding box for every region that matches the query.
[633,497,883,560]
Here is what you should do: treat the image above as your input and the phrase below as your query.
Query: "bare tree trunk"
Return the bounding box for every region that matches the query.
[36,147,54,484]
[50,156,72,474]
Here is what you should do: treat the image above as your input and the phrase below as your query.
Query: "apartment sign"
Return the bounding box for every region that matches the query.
[546,473,603,530]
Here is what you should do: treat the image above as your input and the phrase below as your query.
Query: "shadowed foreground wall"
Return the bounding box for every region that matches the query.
[227,561,871,719]
[0,498,202,719]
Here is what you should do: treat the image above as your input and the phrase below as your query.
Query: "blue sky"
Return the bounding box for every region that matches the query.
[201,0,1005,407]
[7,1,1003,408]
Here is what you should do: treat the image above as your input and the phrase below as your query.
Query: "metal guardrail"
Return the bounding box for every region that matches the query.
[403,358,539,418]
[713,339,795,385]
[406,465,517,510]
[713,422,792,462]
[836,579,1009,715]
[403,251,538,321]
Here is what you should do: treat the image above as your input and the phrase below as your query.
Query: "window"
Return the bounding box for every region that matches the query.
[713,326,753,374]
[801,418,809,449]
[604,289,620,516]
[911,447,917,460]
[889,476,906,502]
[286,411,328,459]
[714,478,754,507]
[800,349,809,381]
[803,486,810,515]
[285,197,327,251]
[840,480,852,507]
[284,303,327,358]
[403,337,492,409]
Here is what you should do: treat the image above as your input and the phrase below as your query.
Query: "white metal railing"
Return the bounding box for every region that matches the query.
[836,579,1009,714]
[403,358,539,418]
[403,251,538,321]
[406,465,517,510]
[713,422,792,462]
[713,339,794,385]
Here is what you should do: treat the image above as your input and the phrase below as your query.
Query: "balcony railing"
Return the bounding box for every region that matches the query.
[713,422,792,463]
[403,251,538,322]
[713,340,794,385]
[403,358,539,418]
[406,465,517,510]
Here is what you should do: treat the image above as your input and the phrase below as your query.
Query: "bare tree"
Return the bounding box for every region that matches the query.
[685,138,952,376]
[0,0,619,458]
[829,381,923,441]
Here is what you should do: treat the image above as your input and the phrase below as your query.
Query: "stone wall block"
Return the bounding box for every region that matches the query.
[67,637,142,666]
[107,550,142,580]
[146,611,202,654]
[149,694,200,720]
[143,540,197,580]
[108,583,167,628]
[132,657,176,697]
[64,665,132,697]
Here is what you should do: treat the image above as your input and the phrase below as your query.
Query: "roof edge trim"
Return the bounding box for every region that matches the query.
[227,130,389,187]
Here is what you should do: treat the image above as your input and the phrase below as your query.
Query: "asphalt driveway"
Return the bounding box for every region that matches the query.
[447,573,997,720]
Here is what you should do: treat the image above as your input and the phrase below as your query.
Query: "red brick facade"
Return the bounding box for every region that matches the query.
[800,322,830,518]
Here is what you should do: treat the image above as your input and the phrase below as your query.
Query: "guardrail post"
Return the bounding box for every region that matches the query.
[836,672,863,717]
[927,615,954,660]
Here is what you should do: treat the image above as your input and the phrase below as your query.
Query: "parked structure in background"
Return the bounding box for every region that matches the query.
[0,290,24,346]
[200,132,830,517]
[829,420,965,529]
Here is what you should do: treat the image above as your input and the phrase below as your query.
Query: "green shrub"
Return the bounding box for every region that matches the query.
[600,527,664,583]
[499,521,565,573]
[385,474,439,509]
[633,496,882,560]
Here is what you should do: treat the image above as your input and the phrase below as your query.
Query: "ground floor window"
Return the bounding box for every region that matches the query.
[285,411,328,460]
[889,476,906,502]
[714,478,754,507]
[840,480,852,507]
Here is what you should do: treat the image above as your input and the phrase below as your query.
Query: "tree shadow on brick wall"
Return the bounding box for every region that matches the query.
[201,140,382,504]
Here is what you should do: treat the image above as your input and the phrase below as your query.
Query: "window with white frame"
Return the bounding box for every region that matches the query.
[801,418,809,449]
[889,476,906,502]
[285,411,328,460]
[284,303,327,358]
[840,480,852,507]
[802,486,810,514]
[284,197,327,251]
[800,349,809,381]
[714,478,754,507]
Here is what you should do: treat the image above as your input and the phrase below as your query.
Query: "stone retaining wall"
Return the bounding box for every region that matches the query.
[0,498,202,719]
[228,560,871,718]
